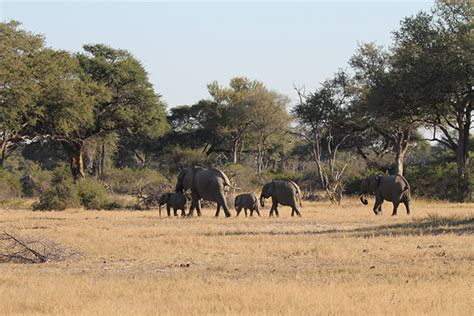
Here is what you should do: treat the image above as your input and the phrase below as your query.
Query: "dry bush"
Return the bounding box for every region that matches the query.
[0,230,79,264]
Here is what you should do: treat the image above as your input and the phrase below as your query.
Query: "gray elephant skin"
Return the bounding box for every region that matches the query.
[175,166,235,217]
[234,193,260,217]
[158,192,187,217]
[359,174,411,216]
[260,180,302,217]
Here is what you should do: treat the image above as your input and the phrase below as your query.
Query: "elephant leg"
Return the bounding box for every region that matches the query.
[244,208,248,217]
[291,208,295,217]
[293,207,301,217]
[181,208,187,217]
[255,209,261,217]
[373,196,383,215]
[215,204,221,217]
[166,205,171,217]
[173,208,178,217]
[269,206,274,217]
[195,199,202,217]
[391,201,400,216]
[275,206,279,217]
[236,206,241,217]
[404,200,411,215]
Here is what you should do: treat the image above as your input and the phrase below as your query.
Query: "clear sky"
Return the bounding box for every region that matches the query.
[1,1,433,109]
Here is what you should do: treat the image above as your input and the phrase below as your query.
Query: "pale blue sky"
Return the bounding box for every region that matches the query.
[1,1,433,108]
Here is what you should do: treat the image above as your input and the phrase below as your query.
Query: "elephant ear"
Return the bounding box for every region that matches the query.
[368,176,380,193]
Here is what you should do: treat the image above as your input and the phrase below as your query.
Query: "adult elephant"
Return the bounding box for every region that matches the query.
[359,174,411,216]
[175,166,236,217]
[260,180,302,217]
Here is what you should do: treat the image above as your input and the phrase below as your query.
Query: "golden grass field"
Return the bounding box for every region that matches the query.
[0,198,473,315]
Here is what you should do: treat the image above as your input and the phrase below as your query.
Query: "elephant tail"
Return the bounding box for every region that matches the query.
[212,168,241,190]
[399,175,411,201]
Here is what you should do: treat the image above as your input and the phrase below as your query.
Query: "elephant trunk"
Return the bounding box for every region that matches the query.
[359,194,368,205]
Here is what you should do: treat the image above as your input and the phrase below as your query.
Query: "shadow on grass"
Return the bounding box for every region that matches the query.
[203,214,474,238]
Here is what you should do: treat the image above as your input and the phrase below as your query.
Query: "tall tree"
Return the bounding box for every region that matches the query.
[293,71,359,204]
[245,86,291,174]
[0,21,44,167]
[350,43,420,176]
[208,77,264,163]
[392,0,472,200]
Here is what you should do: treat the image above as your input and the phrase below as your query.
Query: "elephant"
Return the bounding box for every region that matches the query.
[175,166,237,217]
[234,193,260,217]
[359,174,411,216]
[158,192,187,217]
[260,180,302,217]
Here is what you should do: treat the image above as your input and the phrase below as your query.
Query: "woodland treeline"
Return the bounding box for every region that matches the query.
[0,1,472,208]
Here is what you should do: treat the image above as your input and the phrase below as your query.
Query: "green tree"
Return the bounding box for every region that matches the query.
[293,71,359,203]
[392,0,472,200]
[0,21,44,167]
[350,43,421,176]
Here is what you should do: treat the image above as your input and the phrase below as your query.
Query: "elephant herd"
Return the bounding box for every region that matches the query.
[158,166,412,218]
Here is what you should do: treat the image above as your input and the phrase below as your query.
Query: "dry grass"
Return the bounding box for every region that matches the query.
[0,198,472,315]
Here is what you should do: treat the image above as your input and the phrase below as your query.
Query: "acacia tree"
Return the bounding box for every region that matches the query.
[246,86,291,175]
[33,44,168,180]
[0,21,44,167]
[392,1,472,200]
[293,71,359,204]
[350,43,421,176]
[207,77,264,164]
[33,49,108,180]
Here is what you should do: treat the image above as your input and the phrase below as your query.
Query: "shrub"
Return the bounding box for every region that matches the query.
[261,169,303,183]
[0,169,22,199]
[32,182,79,211]
[223,164,261,192]
[77,179,108,210]
[344,168,383,195]
[405,163,459,201]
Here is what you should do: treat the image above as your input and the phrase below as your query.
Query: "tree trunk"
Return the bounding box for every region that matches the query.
[393,129,410,176]
[231,138,239,164]
[455,114,471,202]
[99,142,105,177]
[62,141,85,182]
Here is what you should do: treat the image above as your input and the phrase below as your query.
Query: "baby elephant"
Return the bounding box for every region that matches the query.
[158,192,187,217]
[234,193,260,217]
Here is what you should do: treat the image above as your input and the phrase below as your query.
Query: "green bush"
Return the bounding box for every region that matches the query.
[405,163,459,201]
[261,169,303,183]
[223,164,261,192]
[0,169,22,199]
[344,168,383,195]
[32,182,79,211]
[77,179,108,210]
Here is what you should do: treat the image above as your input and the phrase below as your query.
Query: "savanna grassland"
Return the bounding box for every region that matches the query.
[0,199,472,315]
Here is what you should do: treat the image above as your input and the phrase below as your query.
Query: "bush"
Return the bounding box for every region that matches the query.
[344,168,383,195]
[405,163,459,201]
[32,182,79,211]
[223,164,261,192]
[0,169,22,199]
[261,169,303,183]
[77,179,108,210]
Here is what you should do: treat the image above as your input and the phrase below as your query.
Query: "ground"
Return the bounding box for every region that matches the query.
[0,199,472,315]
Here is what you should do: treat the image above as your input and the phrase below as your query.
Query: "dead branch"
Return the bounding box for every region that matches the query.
[0,230,80,264]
